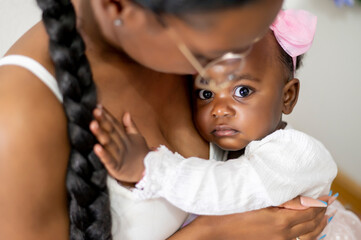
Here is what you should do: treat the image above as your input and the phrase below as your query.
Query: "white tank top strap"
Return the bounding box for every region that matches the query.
[0,55,63,103]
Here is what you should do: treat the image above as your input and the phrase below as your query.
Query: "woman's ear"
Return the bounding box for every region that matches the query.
[88,0,127,42]
[90,0,165,41]
[91,0,125,24]
[282,78,300,115]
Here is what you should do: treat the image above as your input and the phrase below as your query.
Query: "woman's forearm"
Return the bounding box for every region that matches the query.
[167,216,219,240]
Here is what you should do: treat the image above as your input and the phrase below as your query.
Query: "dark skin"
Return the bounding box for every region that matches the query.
[193,32,297,153]
[0,0,332,239]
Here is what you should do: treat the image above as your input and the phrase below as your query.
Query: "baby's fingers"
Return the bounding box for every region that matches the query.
[90,120,111,145]
[93,106,130,145]
[90,120,125,161]
[94,144,122,178]
[123,112,140,135]
[93,106,119,134]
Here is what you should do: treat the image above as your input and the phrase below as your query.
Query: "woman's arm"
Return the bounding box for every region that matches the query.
[0,68,70,240]
[169,197,330,240]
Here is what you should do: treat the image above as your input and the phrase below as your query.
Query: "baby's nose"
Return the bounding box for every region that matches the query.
[211,103,235,118]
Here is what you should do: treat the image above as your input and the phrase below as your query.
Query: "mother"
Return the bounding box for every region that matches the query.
[0,0,329,239]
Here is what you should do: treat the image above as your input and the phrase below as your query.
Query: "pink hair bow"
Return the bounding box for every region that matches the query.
[270,9,317,73]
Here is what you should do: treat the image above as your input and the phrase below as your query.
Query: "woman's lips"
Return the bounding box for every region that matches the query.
[211,125,239,137]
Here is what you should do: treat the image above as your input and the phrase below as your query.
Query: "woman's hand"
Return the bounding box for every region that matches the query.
[90,106,149,183]
[170,195,337,240]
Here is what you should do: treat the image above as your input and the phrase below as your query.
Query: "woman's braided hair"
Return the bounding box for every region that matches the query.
[36,0,111,239]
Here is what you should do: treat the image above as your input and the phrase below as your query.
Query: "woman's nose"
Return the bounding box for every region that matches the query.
[211,102,235,118]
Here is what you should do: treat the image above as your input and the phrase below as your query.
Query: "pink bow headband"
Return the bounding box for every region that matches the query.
[270,9,317,74]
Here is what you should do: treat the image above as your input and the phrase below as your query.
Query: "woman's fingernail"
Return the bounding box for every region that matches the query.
[328,190,333,196]
[329,192,339,204]
[300,196,328,207]
[328,216,334,223]
[318,234,326,240]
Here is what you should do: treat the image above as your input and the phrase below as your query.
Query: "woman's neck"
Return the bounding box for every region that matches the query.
[73,0,208,159]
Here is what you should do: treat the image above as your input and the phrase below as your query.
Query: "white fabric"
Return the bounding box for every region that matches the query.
[0,55,63,102]
[107,177,188,240]
[134,128,338,215]
[0,55,188,240]
[323,200,361,240]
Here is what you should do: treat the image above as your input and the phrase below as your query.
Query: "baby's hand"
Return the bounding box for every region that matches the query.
[90,105,149,183]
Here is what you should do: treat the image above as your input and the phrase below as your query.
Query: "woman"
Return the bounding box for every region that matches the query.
[0,0,330,239]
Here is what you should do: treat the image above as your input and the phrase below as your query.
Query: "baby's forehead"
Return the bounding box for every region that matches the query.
[262,31,284,61]
[258,31,291,76]
[191,31,288,90]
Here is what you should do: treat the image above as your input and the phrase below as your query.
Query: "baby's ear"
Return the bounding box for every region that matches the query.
[282,78,300,115]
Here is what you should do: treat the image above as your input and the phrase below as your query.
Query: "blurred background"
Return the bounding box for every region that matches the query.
[0,0,360,214]
[283,0,361,215]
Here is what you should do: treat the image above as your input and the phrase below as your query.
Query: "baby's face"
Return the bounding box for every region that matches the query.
[193,32,291,151]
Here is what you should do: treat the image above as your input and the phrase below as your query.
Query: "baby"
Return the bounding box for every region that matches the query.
[91,9,361,239]
[91,9,337,213]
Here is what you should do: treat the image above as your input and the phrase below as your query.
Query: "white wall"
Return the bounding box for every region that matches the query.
[1,0,361,184]
[283,0,361,184]
[0,0,41,56]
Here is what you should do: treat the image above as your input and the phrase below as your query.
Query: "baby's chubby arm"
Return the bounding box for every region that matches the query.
[133,129,338,215]
[90,107,337,215]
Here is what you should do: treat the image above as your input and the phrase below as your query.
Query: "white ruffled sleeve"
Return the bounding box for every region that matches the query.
[133,129,338,215]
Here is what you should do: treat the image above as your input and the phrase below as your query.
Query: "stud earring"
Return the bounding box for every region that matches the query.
[114,19,123,26]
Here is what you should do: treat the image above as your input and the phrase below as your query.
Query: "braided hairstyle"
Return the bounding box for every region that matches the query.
[35,0,261,239]
[36,0,111,239]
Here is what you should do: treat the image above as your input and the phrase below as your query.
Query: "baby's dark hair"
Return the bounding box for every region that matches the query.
[275,37,304,81]
[35,0,262,239]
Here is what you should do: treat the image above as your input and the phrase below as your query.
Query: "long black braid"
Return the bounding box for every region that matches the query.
[36,0,111,239]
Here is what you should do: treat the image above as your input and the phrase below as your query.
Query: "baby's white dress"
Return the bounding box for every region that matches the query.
[134,126,338,214]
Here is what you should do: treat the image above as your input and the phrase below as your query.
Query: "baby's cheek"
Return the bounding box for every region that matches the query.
[194,110,211,138]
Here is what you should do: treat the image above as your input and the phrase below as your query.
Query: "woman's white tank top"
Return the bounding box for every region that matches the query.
[0,55,188,240]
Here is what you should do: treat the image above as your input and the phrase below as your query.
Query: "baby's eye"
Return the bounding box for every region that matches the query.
[234,86,253,98]
[198,89,214,100]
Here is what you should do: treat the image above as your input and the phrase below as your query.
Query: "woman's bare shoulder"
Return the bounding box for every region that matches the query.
[0,63,70,238]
